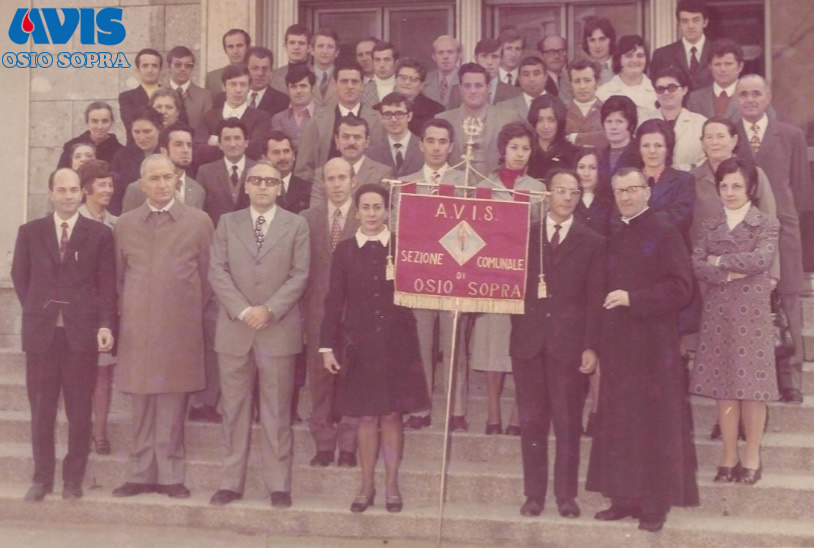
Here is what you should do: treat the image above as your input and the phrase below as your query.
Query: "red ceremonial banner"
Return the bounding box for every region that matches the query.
[394,193,531,314]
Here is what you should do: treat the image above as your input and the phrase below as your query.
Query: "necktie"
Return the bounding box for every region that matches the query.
[320,71,329,97]
[750,123,761,154]
[230,165,239,188]
[506,73,513,86]
[254,215,265,250]
[249,92,258,109]
[549,224,561,251]
[689,46,699,78]
[431,171,440,185]
[279,179,287,204]
[714,90,728,117]
[330,208,343,251]
[439,75,449,102]
[647,176,656,188]
[175,86,185,105]
[59,222,68,260]
[394,143,404,172]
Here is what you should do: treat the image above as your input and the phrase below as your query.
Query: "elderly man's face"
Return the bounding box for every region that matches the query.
[244,163,281,211]
[612,171,651,218]
[735,76,771,123]
[140,157,176,209]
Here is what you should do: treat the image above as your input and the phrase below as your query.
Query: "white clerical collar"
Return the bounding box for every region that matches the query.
[621,206,649,224]
[355,226,391,247]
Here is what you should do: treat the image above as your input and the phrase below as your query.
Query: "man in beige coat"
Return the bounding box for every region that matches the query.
[112,154,214,499]
[208,160,310,508]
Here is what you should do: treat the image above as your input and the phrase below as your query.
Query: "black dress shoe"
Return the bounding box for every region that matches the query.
[449,416,469,432]
[112,482,155,497]
[638,512,666,532]
[484,423,503,435]
[737,464,762,485]
[557,498,580,518]
[385,493,403,513]
[209,489,242,506]
[594,505,640,521]
[520,497,544,516]
[62,482,82,500]
[271,491,292,508]
[188,404,222,423]
[404,414,431,430]
[713,461,741,483]
[24,483,52,502]
[337,451,357,468]
[782,389,803,404]
[309,450,334,467]
[504,425,521,436]
[158,483,191,498]
[350,490,375,513]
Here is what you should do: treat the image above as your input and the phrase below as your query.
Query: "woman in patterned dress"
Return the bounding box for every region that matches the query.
[690,157,779,485]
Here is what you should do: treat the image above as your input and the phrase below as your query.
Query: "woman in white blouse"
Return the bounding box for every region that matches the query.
[596,35,657,123]
[652,66,707,171]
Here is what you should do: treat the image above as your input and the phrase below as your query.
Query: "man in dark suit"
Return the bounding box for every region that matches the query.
[215,47,289,120]
[198,118,255,227]
[205,28,250,102]
[511,169,605,519]
[57,102,123,169]
[119,48,162,146]
[733,74,814,404]
[649,0,713,91]
[301,157,361,467]
[498,27,524,87]
[394,58,444,136]
[499,57,549,121]
[537,35,572,101]
[11,168,116,501]
[198,65,271,162]
[264,131,311,214]
[270,24,312,93]
[166,46,213,133]
[367,92,423,177]
[447,39,521,108]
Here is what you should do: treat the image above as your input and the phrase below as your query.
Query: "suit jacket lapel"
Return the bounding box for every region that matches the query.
[257,209,291,260]
[236,210,258,255]
[42,218,61,266]
[755,122,781,164]
[64,217,90,261]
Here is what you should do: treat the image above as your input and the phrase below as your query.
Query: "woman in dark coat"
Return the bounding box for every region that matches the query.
[690,158,779,485]
[109,106,162,215]
[527,94,579,181]
[321,184,429,514]
[597,95,639,191]
[574,147,613,237]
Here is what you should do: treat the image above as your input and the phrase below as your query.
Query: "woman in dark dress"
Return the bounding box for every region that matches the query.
[321,184,429,514]
[109,106,162,215]
[527,94,579,181]
[597,95,639,191]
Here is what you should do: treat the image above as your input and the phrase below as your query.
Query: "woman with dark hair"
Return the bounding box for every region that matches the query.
[69,142,96,171]
[690,157,779,486]
[597,95,639,189]
[474,122,546,435]
[574,147,613,237]
[596,35,657,122]
[109,106,163,215]
[652,66,707,170]
[321,184,429,513]
[582,16,616,85]
[527,94,579,180]
[150,87,189,128]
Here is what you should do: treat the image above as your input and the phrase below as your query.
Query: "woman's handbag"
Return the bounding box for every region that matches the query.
[771,291,795,360]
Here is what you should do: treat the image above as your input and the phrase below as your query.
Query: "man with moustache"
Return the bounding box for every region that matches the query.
[263,131,311,214]
[208,160,310,508]
[271,24,312,93]
[271,65,319,148]
[58,102,123,169]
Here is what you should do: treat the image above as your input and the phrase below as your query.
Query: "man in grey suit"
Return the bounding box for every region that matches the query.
[208,160,310,508]
[367,92,423,177]
[499,56,549,121]
[733,75,814,404]
[270,24,312,93]
[438,63,523,175]
[165,46,212,133]
[447,39,521,109]
[396,118,471,431]
[361,41,398,109]
[423,35,461,108]
[301,157,361,467]
[309,116,395,207]
[294,60,384,183]
[122,124,206,213]
[205,29,250,102]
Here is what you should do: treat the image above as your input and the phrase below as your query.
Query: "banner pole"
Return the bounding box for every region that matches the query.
[436,308,460,548]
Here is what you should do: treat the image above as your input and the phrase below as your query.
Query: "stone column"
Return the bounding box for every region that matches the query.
[269,0,298,67]
[457,0,482,63]
[649,0,677,50]
[202,0,253,74]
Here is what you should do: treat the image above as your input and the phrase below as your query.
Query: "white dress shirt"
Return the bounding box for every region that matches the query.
[328,198,352,231]
[423,163,451,183]
[148,198,175,214]
[713,80,738,99]
[682,35,706,67]
[352,156,366,176]
[54,212,79,245]
[222,100,249,120]
[499,67,519,86]
[281,172,291,194]
[247,86,267,108]
[224,156,247,180]
[389,133,411,164]
[338,103,361,118]
[742,114,768,143]
[546,214,573,243]
[170,79,191,95]
[176,172,186,203]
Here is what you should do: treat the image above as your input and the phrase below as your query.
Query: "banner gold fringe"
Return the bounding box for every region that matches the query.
[394,292,525,314]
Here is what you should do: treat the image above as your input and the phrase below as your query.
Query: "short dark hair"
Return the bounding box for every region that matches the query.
[582,17,616,57]
[714,157,759,206]
[612,35,649,75]
[77,159,112,193]
[312,28,339,47]
[372,40,399,61]
[222,28,251,50]
[375,92,412,113]
[518,56,545,72]
[84,101,114,123]
[497,121,535,164]
[149,87,189,127]
[420,118,455,143]
[527,94,568,142]
[132,106,164,129]
[633,119,676,168]
[709,38,744,65]
[158,123,193,150]
[676,0,709,20]
[395,57,427,82]
[498,26,525,49]
[546,168,580,190]
[216,117,248,139]
[285,64,316,87]
[458,62,490,85]
[167,46,194,66]
[600,95,638,131]
[246,46,273,65]
[284,24,311,43]
[222,64,250,84]
[265,130,295,154]
[135,48,162,69]
[475,38,502,57]
[335,115,369,138]
[568,58,601,82]
[333,59,364,82]
[354,183,389,208]
[702,116,738,139]
[653,65,690,90]
[70,141,95,160]
[612,166,647,187]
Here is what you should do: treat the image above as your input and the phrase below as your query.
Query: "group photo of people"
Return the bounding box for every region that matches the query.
[11,0,813,539]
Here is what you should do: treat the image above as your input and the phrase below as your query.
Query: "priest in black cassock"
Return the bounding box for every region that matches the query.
[586,167,699,533]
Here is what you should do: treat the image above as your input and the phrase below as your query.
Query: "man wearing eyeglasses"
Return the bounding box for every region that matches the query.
[208,159,310,509]
[537,35,572,103]
[367,92,423,177]
[166,46,212,133]
[511,169,605,519]
[394,58,444,135]
[586,167,697,533]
